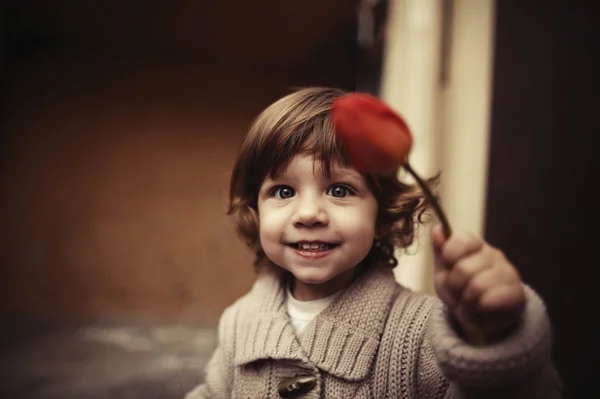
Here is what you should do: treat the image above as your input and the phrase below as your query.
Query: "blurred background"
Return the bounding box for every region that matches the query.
[0,0,596,398]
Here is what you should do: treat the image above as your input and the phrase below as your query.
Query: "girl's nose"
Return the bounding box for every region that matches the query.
[292,196,329,228]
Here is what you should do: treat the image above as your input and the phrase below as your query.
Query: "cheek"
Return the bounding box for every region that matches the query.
[334,204,377,244]
[258,212,287,264]
[258,208,285,243]
[353,222,377,251]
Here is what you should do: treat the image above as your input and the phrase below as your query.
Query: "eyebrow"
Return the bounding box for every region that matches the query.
[264,166,365,186]
[329,169,365,185]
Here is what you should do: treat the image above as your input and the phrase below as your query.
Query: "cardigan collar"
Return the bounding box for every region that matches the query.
[233,266,401,381]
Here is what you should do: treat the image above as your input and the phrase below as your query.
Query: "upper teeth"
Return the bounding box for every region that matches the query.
[298,243,329,250]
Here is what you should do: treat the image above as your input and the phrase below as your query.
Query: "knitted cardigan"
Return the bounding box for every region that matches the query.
[185,266,562,398]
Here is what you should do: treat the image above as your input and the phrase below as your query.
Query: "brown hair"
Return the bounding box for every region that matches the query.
[228,87,437,270]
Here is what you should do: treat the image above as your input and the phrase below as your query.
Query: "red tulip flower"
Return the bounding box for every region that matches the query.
[332,93,413,175]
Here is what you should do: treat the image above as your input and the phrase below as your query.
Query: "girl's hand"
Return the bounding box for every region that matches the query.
[431,224,526,342]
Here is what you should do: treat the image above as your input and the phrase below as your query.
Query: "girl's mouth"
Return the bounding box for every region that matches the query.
[289,242,338,251]
[288,242,339,259]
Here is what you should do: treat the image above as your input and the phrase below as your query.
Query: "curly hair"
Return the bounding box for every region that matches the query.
[228,87,438,270]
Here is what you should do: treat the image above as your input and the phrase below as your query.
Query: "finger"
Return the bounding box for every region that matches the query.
[431,225,447,273]
[478,283,525,313]
[459,267,505,311]
[431,224,447,252]
[441,232,484,265]
[445,252,493,298]
[444,244,499,294]
[433,246,445,273]
[433,271,457,309]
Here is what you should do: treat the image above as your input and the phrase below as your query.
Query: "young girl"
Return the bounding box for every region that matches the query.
[185,87,561,398]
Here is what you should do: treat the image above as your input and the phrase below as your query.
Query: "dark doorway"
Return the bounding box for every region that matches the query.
[485,2,597,398]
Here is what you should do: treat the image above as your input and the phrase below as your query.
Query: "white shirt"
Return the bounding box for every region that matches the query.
[285,286,340,335]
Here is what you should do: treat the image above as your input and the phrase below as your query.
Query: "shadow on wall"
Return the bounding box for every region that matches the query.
[0,53,294,326]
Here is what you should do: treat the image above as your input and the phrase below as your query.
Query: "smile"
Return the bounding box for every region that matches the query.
[288,241,339,259]
[290,241,337,250]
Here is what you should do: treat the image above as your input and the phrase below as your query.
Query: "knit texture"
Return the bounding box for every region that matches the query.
[185,267,561,398]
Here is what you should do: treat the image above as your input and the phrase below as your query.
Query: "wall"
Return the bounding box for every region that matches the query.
[0,52,292,325]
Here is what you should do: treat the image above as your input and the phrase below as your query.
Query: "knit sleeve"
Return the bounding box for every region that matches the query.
[184,306,237,399]
[427,284,563,397]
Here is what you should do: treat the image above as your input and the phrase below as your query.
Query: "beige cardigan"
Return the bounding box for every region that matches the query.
[186,266,562,398]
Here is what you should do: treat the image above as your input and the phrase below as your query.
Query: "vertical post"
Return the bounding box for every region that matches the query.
[439,0,496,236]
[380,0,496,293]
[380,0,443,294]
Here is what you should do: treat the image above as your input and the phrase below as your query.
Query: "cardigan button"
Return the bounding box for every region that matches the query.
[278,375,317,398]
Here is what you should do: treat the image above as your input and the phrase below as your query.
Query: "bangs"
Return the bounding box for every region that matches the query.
[267,114,351,179]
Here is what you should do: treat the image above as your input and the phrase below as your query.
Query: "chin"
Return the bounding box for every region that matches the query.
[287,267,336,285]
[291,263,356,286]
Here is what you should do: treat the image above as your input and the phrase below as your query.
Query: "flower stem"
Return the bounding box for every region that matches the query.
[402,161,452,238]
[402,160,486,346]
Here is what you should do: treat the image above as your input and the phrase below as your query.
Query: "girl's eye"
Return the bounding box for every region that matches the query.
[273,185,295,199]
[327,184,353,198]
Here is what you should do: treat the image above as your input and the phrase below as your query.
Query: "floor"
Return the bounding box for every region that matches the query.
[0,318,216,398]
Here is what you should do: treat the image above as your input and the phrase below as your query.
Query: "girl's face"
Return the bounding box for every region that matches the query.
[257,155,378,300]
